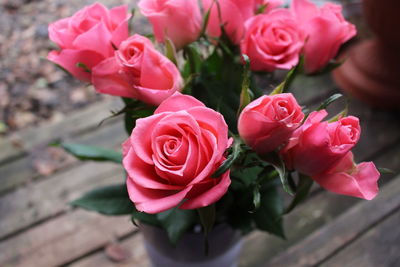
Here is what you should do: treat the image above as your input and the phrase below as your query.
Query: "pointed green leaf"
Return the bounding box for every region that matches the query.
[55,143,122,163]
[252,186,285,238]
[132,211,160,227]
[316,93,343,111]
[285,174,313,214]
[261,152,293,195]
[71,184,135,215]
[165,38,178,66]
[157,208,197,245]
[237,54,252,115]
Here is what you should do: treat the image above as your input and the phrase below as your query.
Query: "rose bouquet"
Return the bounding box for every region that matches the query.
[47,0,380,263]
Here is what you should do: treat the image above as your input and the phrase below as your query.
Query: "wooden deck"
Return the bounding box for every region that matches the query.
[1,75,400,267]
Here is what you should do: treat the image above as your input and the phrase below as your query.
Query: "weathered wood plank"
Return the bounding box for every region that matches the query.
[322,209,400,267]
[70,233,151,267]
[265,173,400,267]
[0,209,134,267]
[0,119,126,195]
[0,162,125,240]
[0,97,122,165]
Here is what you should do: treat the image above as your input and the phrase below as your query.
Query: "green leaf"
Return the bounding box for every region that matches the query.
[261,153,293,195]
[71,184,135,215]
[165,38,178,66]
[55,143,122,163]
[378,167,394,174]
[253,186,285,238]
[270,62,301,95]
[132,211,160,227]
[237,54,252,115]
[285,174,313,214]
[157,208,197,245]
[316,93,343,111]
[212,137,242,178]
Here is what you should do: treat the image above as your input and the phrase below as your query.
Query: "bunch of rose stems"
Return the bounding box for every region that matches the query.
[48,0,380,244]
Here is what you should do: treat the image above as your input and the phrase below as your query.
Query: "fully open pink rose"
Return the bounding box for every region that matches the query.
[48,3,131,82]
[282,110,361,176]
[241,9,305,72]
[123,93,231,213]
[291,0,356,73]
[92,35,183,105]
[313,152,380,200]
[138,0,201,49]
[238,93,304,154]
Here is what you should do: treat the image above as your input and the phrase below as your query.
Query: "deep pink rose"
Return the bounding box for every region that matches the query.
[240,9,305,72]
[202,0,253,44]
[138,0,202,49]
[291,0,356,73]
[238,93,304,154]
[47,3,131,82]
[313,152,379,200]
[282,110,361,176]
[123,93,231,213]
[92,35,183,105]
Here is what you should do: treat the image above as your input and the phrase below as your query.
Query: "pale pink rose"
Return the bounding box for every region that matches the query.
[291,0,356,73]
[238,93,304,155]
[123,93,231,213]
[138,0,202,49]
[47,3,131,81]
[202,0,254,44]
[92,34,183,105]
[282,110,361,176]
[240,9,305,72]
[313,152,380,200]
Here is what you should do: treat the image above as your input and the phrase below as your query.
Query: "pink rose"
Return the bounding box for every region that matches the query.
[47,3,131,82]
[282,110,361,176]
[291,0,356,73]
[313,152,379,200]
[123,93,231,213]
[202,0,254,44]
[92,35,183,105]
[240,9,305,72]
[238,93,304,155]
[138,0,202,49]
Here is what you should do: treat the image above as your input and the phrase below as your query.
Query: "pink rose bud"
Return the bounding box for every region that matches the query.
[91,34,183,105]
[313,152,380,200]
[123,93,231,214]
[238,93,304,155]
[282,110,361,176]
[202,0,254,44]
[291,0,356,73]
[47,3,131,82]
[138,0,202,49]
[240,9,305,72]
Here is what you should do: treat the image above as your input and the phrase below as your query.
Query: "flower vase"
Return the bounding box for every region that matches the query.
[140,223,243,267]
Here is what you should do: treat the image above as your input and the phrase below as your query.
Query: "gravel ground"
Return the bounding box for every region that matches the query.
[0,0,149,135]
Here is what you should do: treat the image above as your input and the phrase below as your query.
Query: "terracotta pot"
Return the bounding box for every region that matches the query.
[140,223,242,267]
[333,0,400,109]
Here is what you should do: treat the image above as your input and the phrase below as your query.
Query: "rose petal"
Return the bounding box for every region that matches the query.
[155,92,205,114]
